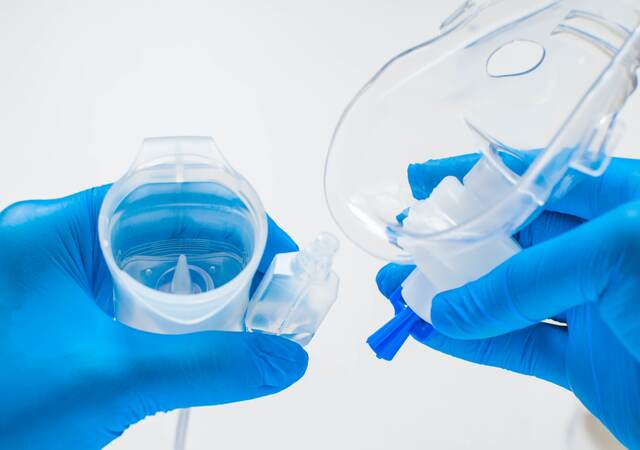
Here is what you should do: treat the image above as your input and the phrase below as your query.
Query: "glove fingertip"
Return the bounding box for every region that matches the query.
[430,290,468,339]
[266,215,299,253]
[408,163,430,199]
[408,155,480,200]
[258,215,299,273]
[375,264,395,294]
[247,333,309,389]
[375,264,415,299]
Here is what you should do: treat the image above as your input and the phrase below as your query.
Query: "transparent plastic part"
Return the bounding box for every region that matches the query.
[100,137,341,450]
[99,136,269,334]
[324,0,640,359]
[246,232,340,346]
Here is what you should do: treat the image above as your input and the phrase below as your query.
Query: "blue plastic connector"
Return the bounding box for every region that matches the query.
[367,287,422,361]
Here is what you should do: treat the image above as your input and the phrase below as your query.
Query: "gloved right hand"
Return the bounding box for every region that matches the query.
[376,156,640,449]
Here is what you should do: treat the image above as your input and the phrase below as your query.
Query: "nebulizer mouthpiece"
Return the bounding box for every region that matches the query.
[325,0,640,360]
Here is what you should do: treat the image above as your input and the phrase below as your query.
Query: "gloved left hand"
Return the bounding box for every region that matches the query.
[0,186,308,450]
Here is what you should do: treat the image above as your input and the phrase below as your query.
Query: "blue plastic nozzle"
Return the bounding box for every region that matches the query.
[367,287,422,361]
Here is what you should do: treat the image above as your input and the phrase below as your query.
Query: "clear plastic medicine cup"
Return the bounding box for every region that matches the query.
[99,136,268,334]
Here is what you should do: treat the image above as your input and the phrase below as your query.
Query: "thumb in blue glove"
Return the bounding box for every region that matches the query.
[377,156,640,449]
[0,186,308,450]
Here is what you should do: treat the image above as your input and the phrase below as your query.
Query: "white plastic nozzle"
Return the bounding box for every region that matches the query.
[171,255,195,295]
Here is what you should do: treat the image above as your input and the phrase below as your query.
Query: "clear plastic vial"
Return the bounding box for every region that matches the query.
[245,233,340,346]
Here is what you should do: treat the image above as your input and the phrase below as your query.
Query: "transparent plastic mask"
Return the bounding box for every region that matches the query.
[325,0,640,263]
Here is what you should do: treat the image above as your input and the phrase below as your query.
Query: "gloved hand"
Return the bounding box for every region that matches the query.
[377,156,640,449]
[0,185,308,450]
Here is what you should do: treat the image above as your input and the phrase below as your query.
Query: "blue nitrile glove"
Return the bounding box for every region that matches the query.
[377,156,640,449]
[0,185,308,450]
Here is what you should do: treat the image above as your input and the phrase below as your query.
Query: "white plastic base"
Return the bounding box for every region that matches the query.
[114,281,248,334]
[398,156,522,322]
[401,237,519,323]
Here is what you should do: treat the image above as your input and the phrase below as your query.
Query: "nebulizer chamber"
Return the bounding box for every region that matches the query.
[99,137,264,333]
[99,136,339,450]
[99,136,339,341]
[324,0,640,359]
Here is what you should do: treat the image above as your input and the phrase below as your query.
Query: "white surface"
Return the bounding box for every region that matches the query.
[1,1,635,449]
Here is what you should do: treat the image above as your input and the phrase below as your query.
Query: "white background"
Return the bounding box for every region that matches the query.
[0,1,634,449]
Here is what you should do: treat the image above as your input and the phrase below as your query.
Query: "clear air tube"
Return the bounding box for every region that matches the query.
[174,408,190,450]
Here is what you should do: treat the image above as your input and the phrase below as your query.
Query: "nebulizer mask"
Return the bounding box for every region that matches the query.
[99,136,339,449]
[324,0,640,360]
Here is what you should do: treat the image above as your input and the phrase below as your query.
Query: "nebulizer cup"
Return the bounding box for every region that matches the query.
[100,135,341,450]
[99,136,268,334]
[324,0,640,360]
